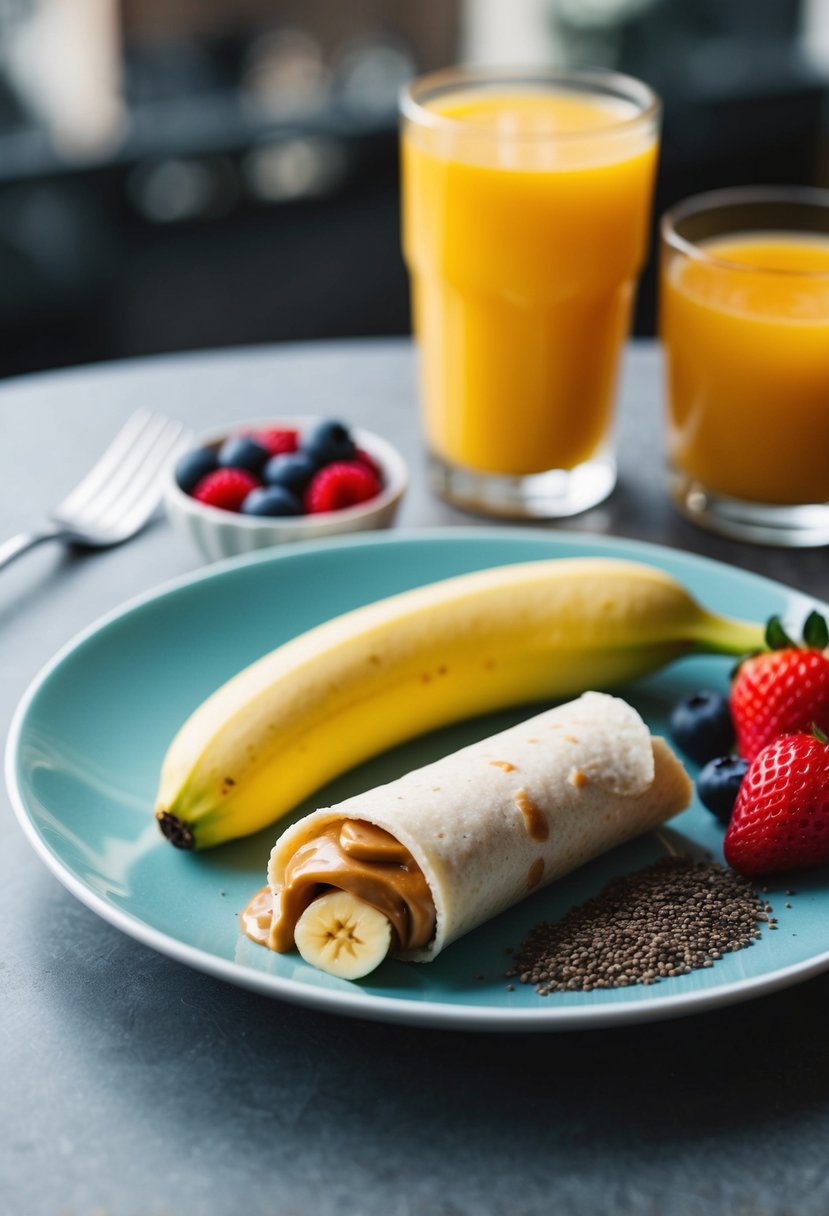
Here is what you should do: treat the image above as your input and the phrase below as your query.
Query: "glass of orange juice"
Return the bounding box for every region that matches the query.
[399,67,660,518]
[660,186,829,546]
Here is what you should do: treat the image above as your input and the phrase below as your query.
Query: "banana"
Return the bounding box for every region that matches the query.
[293,891,393,979]
[155,556,764,850]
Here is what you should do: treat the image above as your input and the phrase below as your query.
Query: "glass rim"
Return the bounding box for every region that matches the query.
[399,64,660,142]
[661,185,829,279]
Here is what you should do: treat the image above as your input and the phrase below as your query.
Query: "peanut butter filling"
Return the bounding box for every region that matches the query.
[243,819,437,955]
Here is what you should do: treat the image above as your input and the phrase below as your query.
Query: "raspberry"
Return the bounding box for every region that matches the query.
[354,447,383,479]
[304,461,381,514]
[254,428,299,457]
[192,468,260,512]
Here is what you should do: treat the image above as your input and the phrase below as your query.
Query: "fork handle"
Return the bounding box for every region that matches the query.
[0,528,64,572]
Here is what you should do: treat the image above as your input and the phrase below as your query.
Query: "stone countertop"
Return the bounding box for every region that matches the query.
[1,338,827,1216]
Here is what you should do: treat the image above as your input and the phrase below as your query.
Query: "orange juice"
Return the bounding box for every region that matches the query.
[401,88,659,478]
[661,233,829,504]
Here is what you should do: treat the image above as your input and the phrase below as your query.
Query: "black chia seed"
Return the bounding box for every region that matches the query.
[506,857,766,996]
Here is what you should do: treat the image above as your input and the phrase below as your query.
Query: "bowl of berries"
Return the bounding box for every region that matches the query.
[165,417,408,561]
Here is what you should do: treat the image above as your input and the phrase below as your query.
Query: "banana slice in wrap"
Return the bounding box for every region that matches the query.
[257,692,693,978]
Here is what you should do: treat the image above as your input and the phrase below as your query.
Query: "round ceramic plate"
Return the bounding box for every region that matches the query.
[6,528,829,1031]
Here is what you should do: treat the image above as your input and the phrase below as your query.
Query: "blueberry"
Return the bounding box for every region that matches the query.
[302,419,356,467]
[217,435,270,474]
[697,756,749,825]
[240,485,303,517]
[263,452,317,494]
[175,446,217,494]
[668,690,734,765]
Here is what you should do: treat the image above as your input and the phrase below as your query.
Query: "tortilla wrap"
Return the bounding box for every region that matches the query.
[268,692,692,962]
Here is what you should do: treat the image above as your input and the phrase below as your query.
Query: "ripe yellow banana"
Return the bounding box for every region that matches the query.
[155,557,763,850]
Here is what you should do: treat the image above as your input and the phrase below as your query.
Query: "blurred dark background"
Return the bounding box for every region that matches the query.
[1,0,829,380]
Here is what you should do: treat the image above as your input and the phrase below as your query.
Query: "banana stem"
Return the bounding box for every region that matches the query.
[692,612,765,658]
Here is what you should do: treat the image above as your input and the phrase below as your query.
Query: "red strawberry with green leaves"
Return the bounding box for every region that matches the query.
[730,611,829,763]
[724,727,829,876]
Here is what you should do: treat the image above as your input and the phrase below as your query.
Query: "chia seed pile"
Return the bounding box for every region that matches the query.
[507,857,768,995]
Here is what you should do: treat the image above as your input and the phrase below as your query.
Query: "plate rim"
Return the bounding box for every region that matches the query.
[7,525,829,1032]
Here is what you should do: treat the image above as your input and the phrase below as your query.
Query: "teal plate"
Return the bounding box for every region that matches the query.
[6,528,829,1031]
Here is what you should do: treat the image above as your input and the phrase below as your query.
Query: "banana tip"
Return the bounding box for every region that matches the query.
[156,810,195,850]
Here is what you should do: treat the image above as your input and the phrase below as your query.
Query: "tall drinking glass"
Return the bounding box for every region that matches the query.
[660,186,829,546]
[400,67,660,518]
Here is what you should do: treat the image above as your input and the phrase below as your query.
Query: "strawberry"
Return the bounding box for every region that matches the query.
[724,729,829,876]
[304,461,381,514]
[192,468,260,512]
[253,427,299,457]
[730,612,829,762]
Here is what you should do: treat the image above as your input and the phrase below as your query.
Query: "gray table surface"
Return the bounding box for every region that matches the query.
[2,338,828,1216]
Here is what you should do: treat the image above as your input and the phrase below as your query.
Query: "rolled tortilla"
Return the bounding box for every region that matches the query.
[268,692,692,962]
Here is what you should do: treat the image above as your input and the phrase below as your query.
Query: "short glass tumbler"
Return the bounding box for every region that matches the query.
[400,66,660,518]
[660,186,829,546]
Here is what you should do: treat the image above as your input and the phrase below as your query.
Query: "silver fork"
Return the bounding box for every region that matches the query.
[0,410,191,571]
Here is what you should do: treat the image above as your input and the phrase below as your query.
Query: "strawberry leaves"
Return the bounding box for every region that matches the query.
[764,610,828,652]
[803,610,829,650]
[764,615,796,650]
